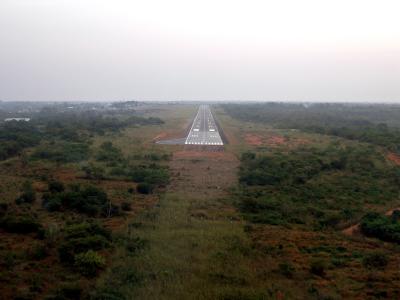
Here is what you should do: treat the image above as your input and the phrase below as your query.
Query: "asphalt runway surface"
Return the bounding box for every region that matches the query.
[185,105,223,145]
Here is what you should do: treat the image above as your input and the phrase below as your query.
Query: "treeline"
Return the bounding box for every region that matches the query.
[223,103,400,153]
[38,112,163,138]
[236,146,400,228]
[0,112,163,161]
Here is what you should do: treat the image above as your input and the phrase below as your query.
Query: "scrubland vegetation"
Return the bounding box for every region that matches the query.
[0,102,172,299]
[223,102,400,153]
[2,101,400,299]
[223,102,400,299]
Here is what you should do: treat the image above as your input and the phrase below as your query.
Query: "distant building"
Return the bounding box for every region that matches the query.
[4,118,31,122]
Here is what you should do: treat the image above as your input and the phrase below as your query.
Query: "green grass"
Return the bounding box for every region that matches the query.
[95,192,280,299]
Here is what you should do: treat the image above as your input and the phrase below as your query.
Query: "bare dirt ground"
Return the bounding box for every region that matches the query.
[168,149,239,198]
[244,133,263,146]
[244,133,309,148]
[387,152,400,166]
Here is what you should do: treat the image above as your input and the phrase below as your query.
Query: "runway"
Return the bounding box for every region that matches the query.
[185,105,223,145]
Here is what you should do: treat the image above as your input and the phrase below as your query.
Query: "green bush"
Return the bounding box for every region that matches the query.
[31,142,89,163]
[58,221,111,263]
[64,221,111,240]
[136,183,153,194]
[52,282,82,299]
[42,193,62,212]
[362,252,389,269]
[279,262,295,278]
[82,164,106,180]
[125,237,148,254]
[43,185,109,216]
[74,250,105,277]
[89,287,126,300]
[360,212,400,243]
[0,202,8,217]
[234,144,400,228]
[129,165,169,185]
[27,243,48,260]
[15,181,36,205]
[96,141,123,163]
[0,214,42,234]
[121,202,131,211]
[310,259,326,277]
[48,180,64,193]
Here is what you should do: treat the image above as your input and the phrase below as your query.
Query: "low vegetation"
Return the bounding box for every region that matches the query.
[237,145,400,228]
[223,102,400,153]
[224,103,400,298]
[360,212,400,243]
[0,102,171,299]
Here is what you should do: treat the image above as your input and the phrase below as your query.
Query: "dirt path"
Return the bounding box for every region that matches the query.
[342,206,400,237]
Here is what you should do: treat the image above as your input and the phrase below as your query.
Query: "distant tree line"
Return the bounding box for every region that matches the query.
[223,103,400,153]
[0,112,164,161]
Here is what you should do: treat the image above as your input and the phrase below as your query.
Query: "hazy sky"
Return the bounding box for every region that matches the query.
[0,0,399,102]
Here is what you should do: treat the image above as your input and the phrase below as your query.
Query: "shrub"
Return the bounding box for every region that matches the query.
[82,164,106,180]
[121,201,131,211]
[15,181,36,205]
[279,262,295,278]
[101,203,120,218]
[74,250,105,277]
[27,243,48,260]
[64,221,111,240]
[4,251,17,270]
[96,141,123,163]
[53,282,82,299]
[43,185,109,216]
[48,180,64,193]
[0,202,8,217]
[125,237,148,254]
[136,183,153,194]
[310,259,326,277]
[58,222,111,263]
[0,214,42,234]
[42,194,62,212]
[31,142,89,163]
[362,252,389,269]
[360,212,400,244]
[241,151,256,161]
[59,234,110,263]
[89,287,126,300]
[129,165,169,185]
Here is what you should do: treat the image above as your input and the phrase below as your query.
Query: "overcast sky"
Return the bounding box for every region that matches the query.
[0,0,399,102]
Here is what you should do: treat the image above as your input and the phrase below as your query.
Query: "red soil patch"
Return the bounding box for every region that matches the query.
[54,168,77,181]
[342,223,361,236]
[266,135,286,146]
[385,207,400,216]
[244,134,263,146]
[244,133,309,148]
[387,152,400,166]
[173,150,237,161]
